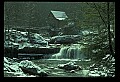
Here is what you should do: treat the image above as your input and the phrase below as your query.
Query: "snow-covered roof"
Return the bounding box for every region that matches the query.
[51,10,68,20]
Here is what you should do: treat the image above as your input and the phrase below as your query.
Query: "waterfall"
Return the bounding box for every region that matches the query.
[51,46,85,59]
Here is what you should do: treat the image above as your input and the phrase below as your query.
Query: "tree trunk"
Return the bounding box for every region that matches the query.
[107,2,114,56]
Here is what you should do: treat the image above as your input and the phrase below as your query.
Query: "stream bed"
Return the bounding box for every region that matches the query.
[32,59,95,77]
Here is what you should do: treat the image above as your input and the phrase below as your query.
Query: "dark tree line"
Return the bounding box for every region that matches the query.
[80,2,115,60]
[4,2,82,27]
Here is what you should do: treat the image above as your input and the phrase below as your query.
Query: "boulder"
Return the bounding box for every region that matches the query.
[49,35,82,44]
[70,70,76,73]
[19,60,48,77]
[58,61,82,71]
[29,33,48,46]
[4,57,24,76]
[4,57,48,77]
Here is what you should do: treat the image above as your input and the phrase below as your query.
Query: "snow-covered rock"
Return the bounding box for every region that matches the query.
[4,57,48,77]
[58,61,82,71]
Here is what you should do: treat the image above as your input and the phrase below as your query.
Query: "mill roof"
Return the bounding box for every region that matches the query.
[51,10,68,20]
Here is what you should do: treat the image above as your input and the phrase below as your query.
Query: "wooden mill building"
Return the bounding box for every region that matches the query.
[47,10,68,28]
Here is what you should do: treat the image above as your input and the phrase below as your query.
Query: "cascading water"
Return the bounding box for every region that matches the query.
[51,45,86,59]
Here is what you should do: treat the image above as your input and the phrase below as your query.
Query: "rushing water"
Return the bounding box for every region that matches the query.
[51,46,86,59]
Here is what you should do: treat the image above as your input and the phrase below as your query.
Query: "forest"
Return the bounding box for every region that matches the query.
[4,2,115,77]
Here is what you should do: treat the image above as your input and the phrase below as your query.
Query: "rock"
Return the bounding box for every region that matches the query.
[58,61,82,71]
[4,57,24,76]
[90,71,96,74]
[82,70,90,76]
[37,70,48,77]
[88,73,100,77]
[4,71,26,77]
[4,57,49,77]
[19,60,48,77]
[58,64,65,69]
[49,35,82,44]
[19,60,38,68]
[30,33,48,46]
[20,67,48,77]
[99,72,107,77]
[4,57,10,64]
[16,75,36,77]
[48,67,55,69]
[70,70,76,73]
[4,29,49,51]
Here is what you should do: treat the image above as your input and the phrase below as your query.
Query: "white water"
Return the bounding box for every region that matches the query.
[51,46,86,59]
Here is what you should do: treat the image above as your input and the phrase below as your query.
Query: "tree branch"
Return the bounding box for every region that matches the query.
[86,2,108,28]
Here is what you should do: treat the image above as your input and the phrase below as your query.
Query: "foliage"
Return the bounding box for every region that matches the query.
[78,2,115,60]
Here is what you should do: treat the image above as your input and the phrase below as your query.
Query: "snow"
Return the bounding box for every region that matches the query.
[51,10,68,20]
[88,73,100,77]
[56,18,66,20]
